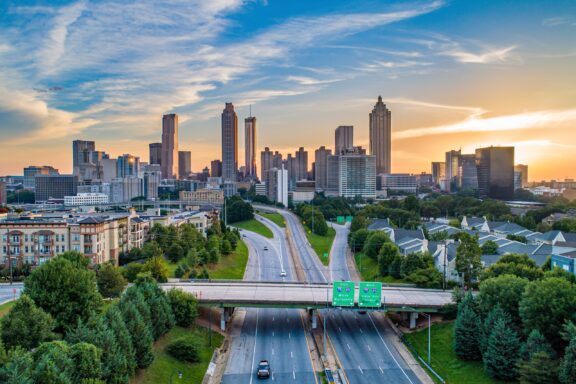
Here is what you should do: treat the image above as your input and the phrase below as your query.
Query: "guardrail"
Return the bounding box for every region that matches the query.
[401,335,446,384]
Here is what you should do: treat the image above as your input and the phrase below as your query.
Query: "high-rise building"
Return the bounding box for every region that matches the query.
[335,125,353,155]
[475,146,515,200]
[295,147,308,181]
[265,167,288,207]
[431,162,446,187]
[161,113,179,179]
[178,151,192,179]
[72,140,107,182]
[149,143,162,165]
[101,158,117,182]
[116,154,140,178]
[210,160,222,178]
[221,103,238,181]
[261,147,274,178]
[444,150,461,192]
[380,174,417,193]
[244,116,257,180]
[0,181,6,205]
[514,164,529,188]
[314,146,332,191]
[458,154,478,191]
[143,170,161,200]
[369,96,391,174]
[339,151,376,199]
[325,155,341,197]
[23,166,59,190]
[35,175,78,202]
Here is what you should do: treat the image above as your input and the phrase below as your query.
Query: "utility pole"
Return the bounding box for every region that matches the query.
[443,240,447,291]
[6,229,13,285]
[324,285,328,360]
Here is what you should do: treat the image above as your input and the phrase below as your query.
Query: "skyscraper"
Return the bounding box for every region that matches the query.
[431,162,446,186]
[514,164,529,188]
[35,175,78,202]
[244,116,257,180]
[210,160,222,178]
[369,96,392,174]
[475,146,515,200]
[178,151,191,179]
[458,154,478,191]
[314,146,332,191]
[444,150,461,192]
[116,154,140,178]
[161,114,179,179]
[261,147,274,178]
[339,150,376,199]
[73,140,95,168]
[295,147,308,181]
[23,166,59,190]
[72,140,107,181]
[221,103,238,182]
[335,125,353,155]
[149,143,162,165]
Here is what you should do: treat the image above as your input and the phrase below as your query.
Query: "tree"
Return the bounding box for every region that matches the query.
[482,253,544,281]
[479,305,507,354]
[406,267,443,288]
[483,317,521,380]
[141,241,164,260]
[167,288,199,327]
[507,234,528,243]
[121,262,145,282]
[400,252,429,278]
[455,233,482,285]
[96,263,127,298]
[518,351,559,384]
[349,229,369,252]
[143,256,170,283]
[120,301,154,369]
[221,239,233,255]
[60,251,91,268]
[481,240,499,255]
[363,231,390,259]
[402,195,420,213]
[478,274,529,324]
[166,337,200,362]
[350,215,368,232]
[388,254,403,279]
[454,294,482,360]
[134,280,175,340]
[24,255,103,330]
[1,295,55,350]
[69,343,102,382]
[104,304,136,376]
[559,337,576,384]
[520,277,576,349]
[31,341,74,384]
[0,348,33,384]
[167,243,185,263]
[378,243,401,276]
[226,196,254,223]
[521,329,555,361]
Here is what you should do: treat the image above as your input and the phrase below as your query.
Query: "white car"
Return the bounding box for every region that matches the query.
[280,270,287,277]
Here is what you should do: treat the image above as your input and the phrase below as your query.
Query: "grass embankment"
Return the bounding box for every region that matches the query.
[207,240,249,279]
[234,219,273,239]
[305,227,336,266]
[404,322,499,384]
[0,301,15,318]
[131,326,224,384]
[259,212,286,227]
[354,252,410,285]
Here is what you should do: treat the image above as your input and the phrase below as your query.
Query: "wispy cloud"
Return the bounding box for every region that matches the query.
[542,16,576,27]
[384,97,485,116]
[441,45,520,64]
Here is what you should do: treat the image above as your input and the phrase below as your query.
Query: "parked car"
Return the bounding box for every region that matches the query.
[263,246,268,251]
[257,360,271,379]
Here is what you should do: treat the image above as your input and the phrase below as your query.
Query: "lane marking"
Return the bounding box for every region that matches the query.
[358,365,364,374]
[379,366,384,374]
[367,344,372,352]
[272,348,274,355]
[290,351,293,359]
[249,309,260,384]
[346,343,351,351]
[338,327,342,333]
[299,310,319,384]
[293,371,296,380]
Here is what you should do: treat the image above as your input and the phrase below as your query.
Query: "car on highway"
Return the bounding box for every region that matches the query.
[263,246,268,251]
[358,310,367,315]
[280,270,287,277]
[257,360,271,379]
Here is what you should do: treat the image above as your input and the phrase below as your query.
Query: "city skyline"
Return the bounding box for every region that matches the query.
[0,1,575,180]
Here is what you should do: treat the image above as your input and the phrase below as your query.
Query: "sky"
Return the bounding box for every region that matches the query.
[0,0,575,181]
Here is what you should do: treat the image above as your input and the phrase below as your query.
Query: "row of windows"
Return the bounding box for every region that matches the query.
[1,245,67,254]
[1,234,67,242]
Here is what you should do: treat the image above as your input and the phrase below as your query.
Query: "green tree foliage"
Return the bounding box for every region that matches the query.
[142,240,164,260]
[559,337,576,384]
[226,196,255,223]
[482,253,544,281]
[298,205,328,236]
[477,199,511,220]
[31,341,74,384]
[0,348,34,383]
[60,251,91,268]
[479,305,507,354]
[507,234,528,243]
[121,262,145,282]
[521,329,555,361]
[96,263,127,298]
[478,274,529,324]
[133,281,175,340]
[349,229,369,252]
[120,301,154,369]
[483,317,521,381]
[454,293,482,360]
[363,231,390,259]
[420,203,441,219]
[104,304,136,376]
[545,267,576,284]
[480,240,499,254]
[166,337,200,363]
[378,242,401,276]
[221,239,233,255]
[69,342,102,382]
[167,289,199,327]
[167,243,185,263]
[518,351,559,384]
[350,214,368,232]
[400,252,431,278]
[24,255,103,330]
[0,295,55,350]
[553,218,576,232]
[406,267,443,288]
[388,254,403,279]
[455,233,482,285]
[520,277,576,349]
[143,255,169,283]
[402,195,420,213]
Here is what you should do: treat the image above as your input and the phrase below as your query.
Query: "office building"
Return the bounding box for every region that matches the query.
[73,140,95,168]
[244,116,257,179]
[211,160,222,178]
[380,173,417,193]
[416,173,435,188]
[314,146,332,191]
[149,143,162,165]
[514,164,529,188]
[459,154,478,191]
[101,158,117,182]
[294,147,308,183]
[35,175,78,202]
[431,162,445,186]
[143,170,161,200]
[161,113,179,179]
[0,181,6,205]
[116,154,140,178]
[335,125,354,155]
[72,140,108,182]
[221,103,238,181]
[339,152,376,199]
[178,151,192,179]
[369,96,392,174]
[64,193,109,206]
[179,189,224,204]
[265,167,289,207]
[261,147,274,178]
[110,177,143,203]
[514,171,522,192]
[475,146,515,200]
[23,166,59,190]
[444,150,461,192]
[255,183,266,196]
[325,155,341,197]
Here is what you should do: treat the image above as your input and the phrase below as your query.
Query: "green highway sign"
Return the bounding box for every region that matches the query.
[336,216,345,224]
[332,281,355,307]
[345,216,353,223]
[358,282,382,308]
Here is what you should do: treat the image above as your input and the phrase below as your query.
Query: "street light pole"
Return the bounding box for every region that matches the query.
[323,285,328,359]
[169,371,182,383]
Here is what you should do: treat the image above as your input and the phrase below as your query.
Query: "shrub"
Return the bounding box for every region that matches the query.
[166,337,200,363]
[167,289,199,328]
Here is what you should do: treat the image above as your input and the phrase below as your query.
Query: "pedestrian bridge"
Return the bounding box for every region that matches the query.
[161,281,453,312]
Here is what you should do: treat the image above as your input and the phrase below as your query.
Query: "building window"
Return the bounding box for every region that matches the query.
[56,245,59,253]
[62,245,65,252]
[25,234,29,242]
[25,246,29,253]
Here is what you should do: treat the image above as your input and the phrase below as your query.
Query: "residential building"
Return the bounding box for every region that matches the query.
[35,175,78,202]
[335,125,353,155]
[211,160,222,178]
[369,96,392,174]
[23,166,59,190]
[314,146,332,191]
[179,189,224,204]
[514,164,528,188]
[339,151,376,199]
[265,167,288,207]
[178,151,192,179]
[149,142,162,165]
[0,182,6,205]
[431,162,446,186]
[116,154,140,178]
[244,116,257,179]
[221,102,238,181]
[476,146,515,200]
[64,193,109,206]
[161,113,179,179]
[380,173,417,193]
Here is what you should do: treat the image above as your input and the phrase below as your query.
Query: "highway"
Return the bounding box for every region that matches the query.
[0,283,22,304]
[221,225,317,383]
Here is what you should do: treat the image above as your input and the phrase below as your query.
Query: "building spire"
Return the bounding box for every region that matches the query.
[378,95,382,103]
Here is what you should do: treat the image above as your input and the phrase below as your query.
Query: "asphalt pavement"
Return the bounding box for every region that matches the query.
[0,282,22,304]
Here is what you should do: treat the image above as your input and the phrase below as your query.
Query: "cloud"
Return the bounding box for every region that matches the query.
[286,76,344,86]
[440,45,520,64]
[395,109,576,139]
[384,97,485,116]
[542,16,576,27]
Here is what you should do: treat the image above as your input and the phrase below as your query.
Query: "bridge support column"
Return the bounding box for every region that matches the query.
[220,308,226,331]
[409,312,419,329]
[311,309,318,329]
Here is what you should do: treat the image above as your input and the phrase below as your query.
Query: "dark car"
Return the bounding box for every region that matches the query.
[257,360,271,379]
